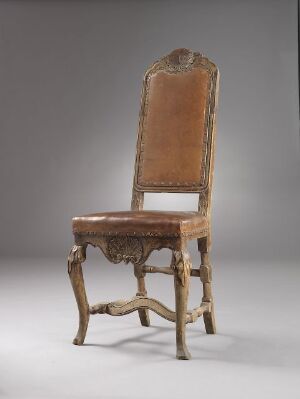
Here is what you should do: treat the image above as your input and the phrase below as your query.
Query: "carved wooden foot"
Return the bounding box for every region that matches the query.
[68,245,89,345]
[172,249,191,360]
[200,250,216,334]
[134,264,150,327]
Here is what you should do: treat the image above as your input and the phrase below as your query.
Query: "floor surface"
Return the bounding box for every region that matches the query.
[1,255,299,399]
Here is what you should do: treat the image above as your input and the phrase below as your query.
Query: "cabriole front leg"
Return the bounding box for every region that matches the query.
[68,244,89,345]
[172,249,192,360]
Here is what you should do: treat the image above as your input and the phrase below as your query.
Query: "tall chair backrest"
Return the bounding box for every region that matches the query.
[131,48,219,219]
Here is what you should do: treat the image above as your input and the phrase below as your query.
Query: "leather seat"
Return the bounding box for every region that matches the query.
[73,210,208,237]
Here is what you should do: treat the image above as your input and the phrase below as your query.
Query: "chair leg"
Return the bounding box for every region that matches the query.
[172,249,191,360]
[198,238,216,334]
[68,245,90,345]
[134,264,150,327]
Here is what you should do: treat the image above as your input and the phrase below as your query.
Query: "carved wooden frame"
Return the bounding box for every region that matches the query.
[74,232,183,266]
[68,48,219,360]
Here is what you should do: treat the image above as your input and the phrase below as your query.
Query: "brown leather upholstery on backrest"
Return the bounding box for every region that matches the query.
[133,48,219,193]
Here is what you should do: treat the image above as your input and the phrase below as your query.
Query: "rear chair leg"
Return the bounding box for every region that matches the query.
[68,245,90,345]
[134,264,150,327]
[198,238,216,334]
[172,249,191,360]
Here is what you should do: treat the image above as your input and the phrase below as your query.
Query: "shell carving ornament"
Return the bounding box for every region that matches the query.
[156,48,202,74]
[107,236,143,264]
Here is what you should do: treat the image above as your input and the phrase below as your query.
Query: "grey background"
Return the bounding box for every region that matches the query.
[0,0,298,260]
[0,1,299,399]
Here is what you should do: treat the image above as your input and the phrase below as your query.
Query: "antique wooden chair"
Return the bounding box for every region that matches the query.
[68,48,219,360]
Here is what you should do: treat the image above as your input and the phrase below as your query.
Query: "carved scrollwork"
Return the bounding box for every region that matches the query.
[74,233,180,266]
[107,236,143,264]
[68,245,86,273]
[149,48,206,75]
[164,48,196,72]
[171,250,192,287]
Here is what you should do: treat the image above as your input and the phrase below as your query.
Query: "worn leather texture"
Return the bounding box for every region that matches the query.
[136,51,211,192]
[73,211,208,237]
